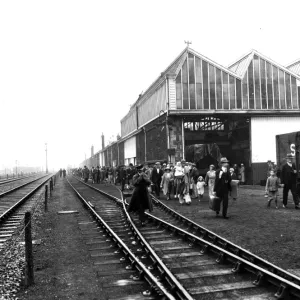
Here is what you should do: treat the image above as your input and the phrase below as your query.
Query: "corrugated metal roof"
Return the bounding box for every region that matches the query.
[228,52,253,77]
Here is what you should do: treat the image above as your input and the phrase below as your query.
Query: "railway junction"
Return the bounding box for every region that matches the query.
[0,172,298,299]
[1,47,300,300]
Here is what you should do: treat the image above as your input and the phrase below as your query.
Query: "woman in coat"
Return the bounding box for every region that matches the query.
[128,165,153,226]
[205,164,216,197]
[160,166,174,200]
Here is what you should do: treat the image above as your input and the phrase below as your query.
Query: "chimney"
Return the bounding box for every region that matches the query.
[91,145,94,157]
[101,133,105,149]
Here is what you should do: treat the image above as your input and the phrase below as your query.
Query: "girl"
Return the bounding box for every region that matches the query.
[197,176,205,201]
[205,165,216,197]
[160,166,174,200]
[174,161,184,201]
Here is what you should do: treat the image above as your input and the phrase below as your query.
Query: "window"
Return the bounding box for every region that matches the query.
[184,117,224,132]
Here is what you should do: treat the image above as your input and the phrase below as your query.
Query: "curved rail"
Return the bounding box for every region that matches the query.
[81,181,300,299]
[67,177,178,300]
[150,195,300,285]
[145,211,300,299]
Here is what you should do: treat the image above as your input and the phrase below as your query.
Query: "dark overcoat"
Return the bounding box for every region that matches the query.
[128,172,153,213]
[213,169,232,197]
[280,163,297,185]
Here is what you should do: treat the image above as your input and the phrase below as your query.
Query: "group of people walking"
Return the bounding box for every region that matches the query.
[59,168,66,178]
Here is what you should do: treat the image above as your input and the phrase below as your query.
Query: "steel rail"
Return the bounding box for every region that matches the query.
[0,175,53,223]
[0,175,35,185]
[144,211,300,299]
[150,195,300,285]
[0,174,50,197]
[67,178,177,300]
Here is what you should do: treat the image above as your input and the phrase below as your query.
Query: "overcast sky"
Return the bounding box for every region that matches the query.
[1,0,300,171]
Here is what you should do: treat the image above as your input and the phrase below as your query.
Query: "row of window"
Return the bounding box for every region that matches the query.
[176,53,300,110]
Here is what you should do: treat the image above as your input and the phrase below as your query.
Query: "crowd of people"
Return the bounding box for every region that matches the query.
[72,159,248,220]
[71,154,298,224]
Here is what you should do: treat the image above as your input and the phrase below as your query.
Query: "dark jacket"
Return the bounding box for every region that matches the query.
[213,168,232,197]
[150,167,163,184]
[119,168,127,180]
[128,172,153,212]
[280,163,297,185]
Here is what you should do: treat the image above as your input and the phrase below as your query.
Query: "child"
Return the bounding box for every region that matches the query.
[197,176,205,201]
[265,169,281,208]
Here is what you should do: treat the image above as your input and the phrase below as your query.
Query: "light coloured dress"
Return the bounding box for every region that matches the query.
[161,172,173,195]
[205,170,216,197]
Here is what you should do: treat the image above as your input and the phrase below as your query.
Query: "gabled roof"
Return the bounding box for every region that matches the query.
[187,48,242,80]
[286,59,300,76]
[228,51,253,77]
[123,48,189,114]
[228,49,300,80]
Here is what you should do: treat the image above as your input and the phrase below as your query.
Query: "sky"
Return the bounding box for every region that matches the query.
[1,0,300,171]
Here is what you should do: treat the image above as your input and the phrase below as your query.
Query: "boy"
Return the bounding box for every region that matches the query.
[265,169,281,208]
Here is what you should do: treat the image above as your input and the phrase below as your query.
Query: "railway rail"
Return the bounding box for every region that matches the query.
[68,176,192,300]
[71,177,300,299]
[0,174,36,185]
[0,174,54,249]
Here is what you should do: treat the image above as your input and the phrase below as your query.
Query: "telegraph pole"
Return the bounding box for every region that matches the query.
[15,160,18,177]
[45,143,48,174]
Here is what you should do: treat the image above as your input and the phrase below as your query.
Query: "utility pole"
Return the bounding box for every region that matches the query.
[16,160,18,177]
[45,143,48,174]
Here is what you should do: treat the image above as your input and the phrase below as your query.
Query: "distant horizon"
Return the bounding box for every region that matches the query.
[2,0,300,170]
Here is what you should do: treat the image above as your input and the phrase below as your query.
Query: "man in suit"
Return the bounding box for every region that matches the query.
[213,157,232,219]
[280,154,299,209]
[150,162,164,198]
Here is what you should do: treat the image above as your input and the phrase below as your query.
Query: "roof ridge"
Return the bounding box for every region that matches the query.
[188,48,242,79]
[286,58,300,68]
[251,49,300,80]
[227,50,254,69]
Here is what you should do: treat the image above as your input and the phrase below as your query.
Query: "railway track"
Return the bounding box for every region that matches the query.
[0,174,35,185]
[70,177,300,299]
[0,174,54,249]
[0,174,42,193]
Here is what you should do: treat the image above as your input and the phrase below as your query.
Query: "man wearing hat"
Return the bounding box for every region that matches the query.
[213,157,232,219]
[280,154,299,209]
[150,162,164,198]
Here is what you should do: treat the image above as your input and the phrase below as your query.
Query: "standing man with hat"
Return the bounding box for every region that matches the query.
[213,157,232,219]
[280,154,299,209]
[150,162,164,199]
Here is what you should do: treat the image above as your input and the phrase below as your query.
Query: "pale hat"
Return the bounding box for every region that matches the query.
[220,157,229,164]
